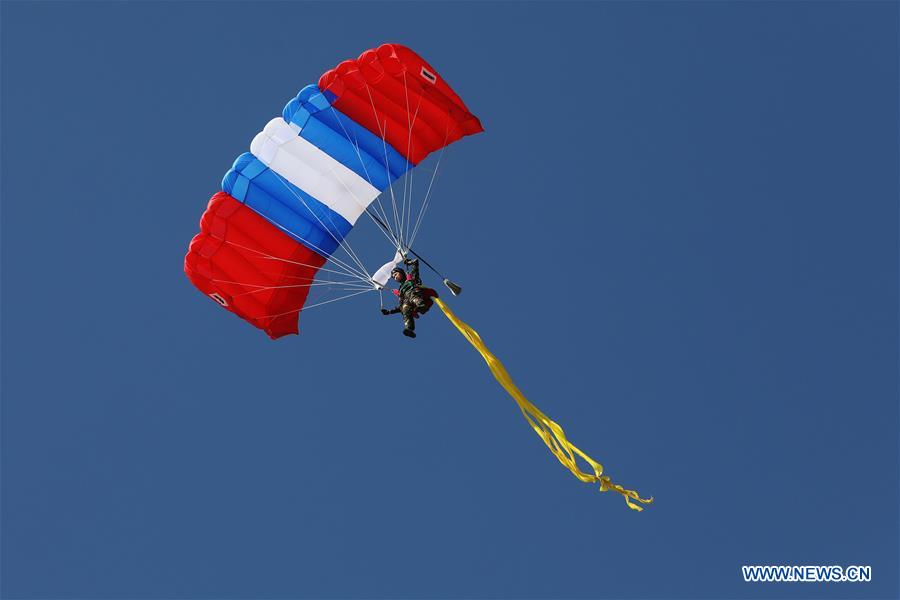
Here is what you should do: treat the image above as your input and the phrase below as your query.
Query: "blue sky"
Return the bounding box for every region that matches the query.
[1,2,897,598]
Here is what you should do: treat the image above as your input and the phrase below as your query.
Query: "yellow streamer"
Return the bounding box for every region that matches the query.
[434,297,653,511]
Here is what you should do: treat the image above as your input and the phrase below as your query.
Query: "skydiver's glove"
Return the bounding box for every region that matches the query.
[403,257,416,266]
[381,309,390,315]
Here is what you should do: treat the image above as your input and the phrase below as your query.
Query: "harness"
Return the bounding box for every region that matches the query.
[392,275,437,317]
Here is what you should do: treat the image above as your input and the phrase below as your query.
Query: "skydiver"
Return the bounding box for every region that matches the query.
[381,258,438,338]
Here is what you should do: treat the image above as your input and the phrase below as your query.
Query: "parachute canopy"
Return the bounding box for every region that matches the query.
[184,44,483,337]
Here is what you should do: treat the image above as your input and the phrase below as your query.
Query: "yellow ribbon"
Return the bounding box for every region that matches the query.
[434,297,653,511]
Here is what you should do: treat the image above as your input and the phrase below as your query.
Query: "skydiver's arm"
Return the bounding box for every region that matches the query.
[381,306,402,315]
[404,258,421,284]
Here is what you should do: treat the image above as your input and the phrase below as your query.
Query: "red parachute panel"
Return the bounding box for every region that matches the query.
[184,192,326,339]
[319,43,483,165]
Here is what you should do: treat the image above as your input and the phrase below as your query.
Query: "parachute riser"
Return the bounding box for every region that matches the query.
[365,208,463,296]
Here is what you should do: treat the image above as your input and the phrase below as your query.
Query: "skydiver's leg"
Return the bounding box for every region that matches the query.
[410,294,429,314]
[401,302,416,337]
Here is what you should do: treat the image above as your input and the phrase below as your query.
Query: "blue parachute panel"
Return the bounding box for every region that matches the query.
[222,152,351,257]
[283,85,411,190]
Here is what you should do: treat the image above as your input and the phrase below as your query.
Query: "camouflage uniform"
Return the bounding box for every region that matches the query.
[383,259,435,334]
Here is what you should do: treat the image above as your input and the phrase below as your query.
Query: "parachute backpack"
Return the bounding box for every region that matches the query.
[184,44,652,510]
